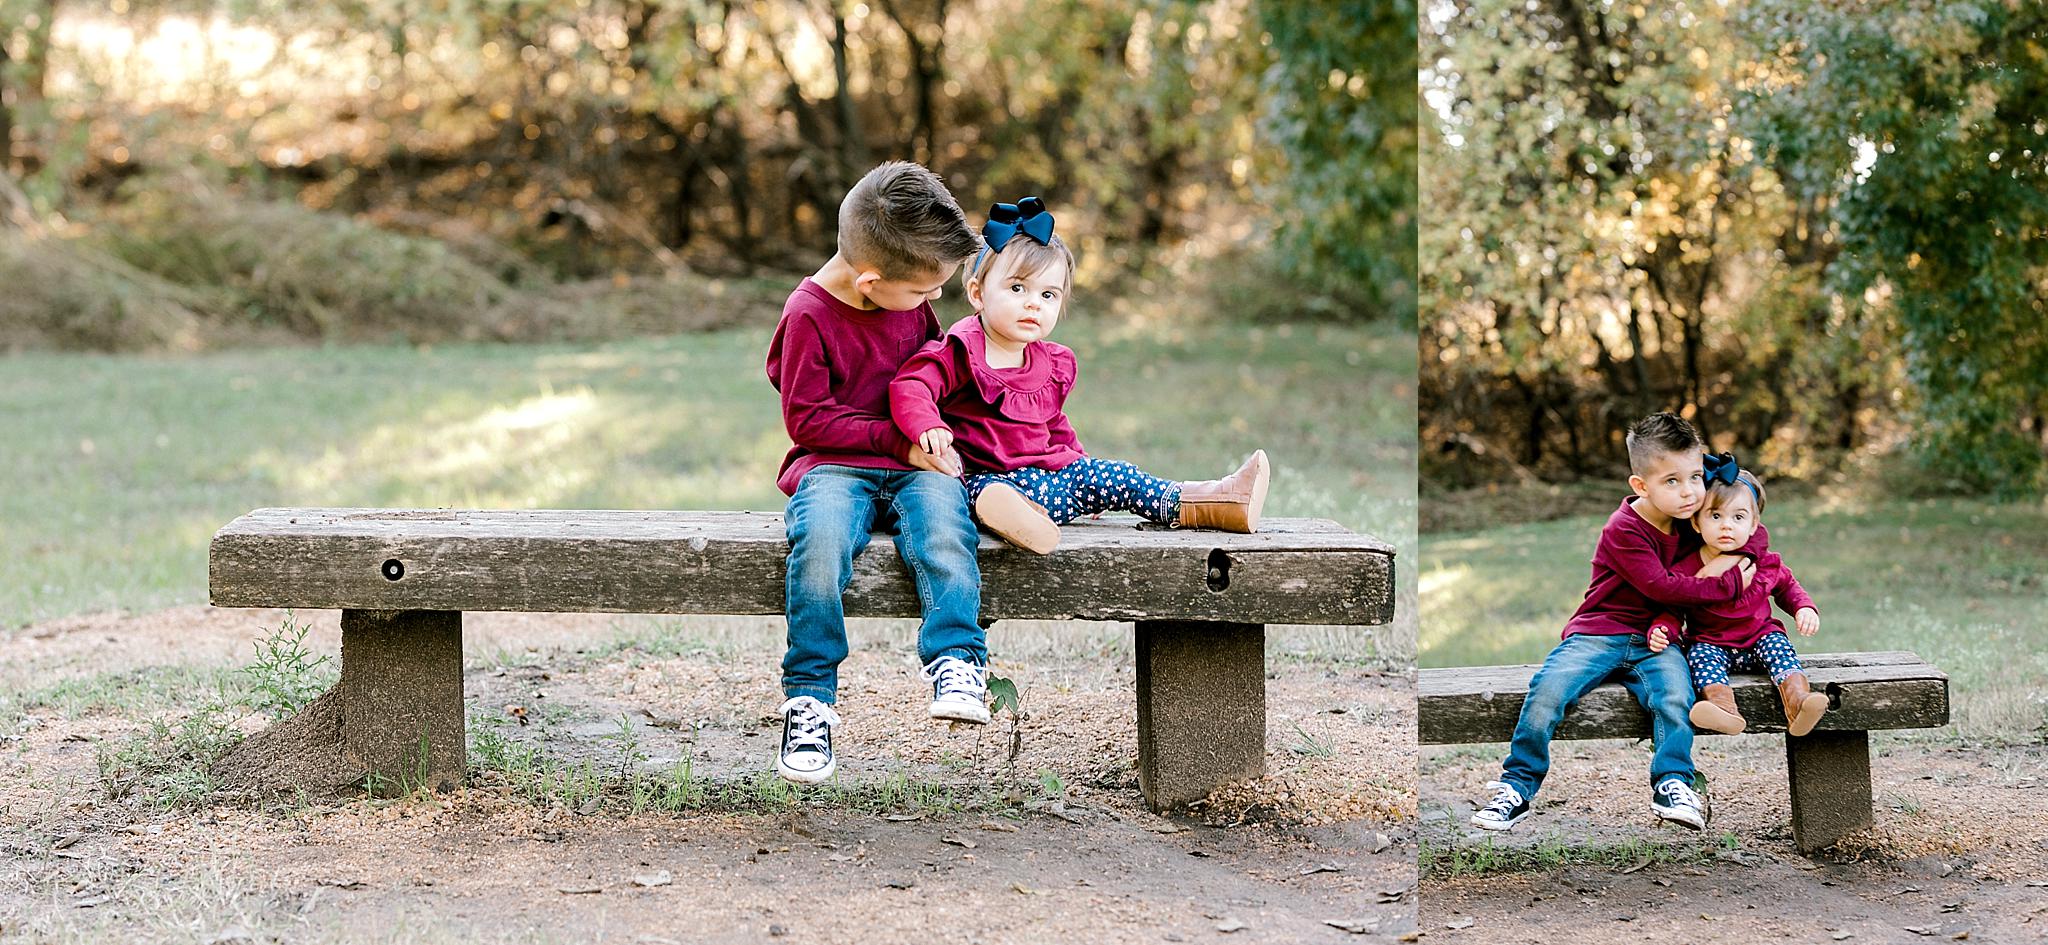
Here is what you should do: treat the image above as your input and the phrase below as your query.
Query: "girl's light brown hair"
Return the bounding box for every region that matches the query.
[1702,468,1767,516]
[964,233,1075,299]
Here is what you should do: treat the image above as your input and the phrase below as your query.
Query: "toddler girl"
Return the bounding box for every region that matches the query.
[887,196,1268,553]
[1648,457,1828,736]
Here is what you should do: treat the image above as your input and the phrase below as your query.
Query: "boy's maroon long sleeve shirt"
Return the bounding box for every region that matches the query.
[1562,497,1767,638]
[765,279,938,496]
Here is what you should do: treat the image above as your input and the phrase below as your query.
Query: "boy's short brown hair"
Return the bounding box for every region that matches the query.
[1625,412,1705,475]
[838,161,979,280]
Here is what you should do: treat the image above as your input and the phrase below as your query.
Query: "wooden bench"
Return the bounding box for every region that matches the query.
[1418,651,1949,852]
[208,508,1395,810]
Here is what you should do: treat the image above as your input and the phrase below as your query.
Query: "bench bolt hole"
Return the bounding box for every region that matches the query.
[1205,549,1232,593]
[381,558,405,581]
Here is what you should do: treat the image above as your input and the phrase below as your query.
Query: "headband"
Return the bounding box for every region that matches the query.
[1703,451,1761,506]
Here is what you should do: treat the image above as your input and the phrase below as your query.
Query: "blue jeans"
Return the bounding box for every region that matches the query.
[1499,633,1697,801]
[782,465,985,703]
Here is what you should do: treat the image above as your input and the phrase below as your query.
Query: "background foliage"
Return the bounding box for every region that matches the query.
[1420,0,2045,500]
[0,0,1415,346]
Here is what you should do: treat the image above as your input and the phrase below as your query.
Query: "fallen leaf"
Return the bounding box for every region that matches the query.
[1903,928,1934,937]
[1368,832,1392,854]
[941,837,977,849]
[1325,918,1378,934]
[317,878,368,890]
[1215,918,1248,933]
[52,834,83,850]
[557,884,604,895]
[74,895,112,909]
[1011,882,1037,895]
[1299,863,1346,876]
[1831,934,1852,941]
[883,813,926,822]
[882,879,916,890]
[632,871,672,888]
[1446,917,1474,930]
[977,822,1020,833]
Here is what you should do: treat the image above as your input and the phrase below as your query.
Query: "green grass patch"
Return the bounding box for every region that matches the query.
[466,710,1064,818]
[1421,496,2048,740]
[1,315,1414,663]
[1421,824,1739,879]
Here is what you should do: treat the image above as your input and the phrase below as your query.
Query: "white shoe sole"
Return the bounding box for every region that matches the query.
[1469,810,1528,831]
[1651,804,1705,830]
[775,756,835,784]
[928,700,991,725]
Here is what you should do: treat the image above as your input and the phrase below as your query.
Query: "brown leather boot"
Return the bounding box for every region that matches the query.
[1688,683,1746,734]
[1176,450,1270,533]
[974,482,1060,554]
[1778,672,1829,737]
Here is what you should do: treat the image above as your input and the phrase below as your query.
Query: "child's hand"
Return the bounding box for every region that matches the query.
[1738,557,1757,589]
[919,428,954,457]
[1795,607,1820,636]
[908,443,962,478]
[1647,625,1670,653]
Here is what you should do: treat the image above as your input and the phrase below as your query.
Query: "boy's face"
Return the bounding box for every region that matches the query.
[855,265,956,312]
[967,260,1066,346]
[1693,489,1758,553]
[1629,449,1705,522]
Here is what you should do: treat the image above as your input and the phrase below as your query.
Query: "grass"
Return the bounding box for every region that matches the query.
[1421,495,2048,740]
[0,310,1416,663]
[1421,821,1740,878]
[465,709,1061,819]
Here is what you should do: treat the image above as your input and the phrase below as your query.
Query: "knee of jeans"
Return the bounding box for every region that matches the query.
[1519,687,1566,729]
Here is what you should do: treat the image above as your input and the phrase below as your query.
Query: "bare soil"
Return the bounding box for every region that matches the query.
[0,607,1416,943]
[1420,737,2048,943]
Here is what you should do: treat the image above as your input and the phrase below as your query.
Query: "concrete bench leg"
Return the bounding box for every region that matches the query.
[1786,729,1873,853]
[1134,620,1265,809]
[340,609,466,795]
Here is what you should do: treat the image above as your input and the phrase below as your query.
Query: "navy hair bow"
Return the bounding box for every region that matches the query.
[982,196,1055,254]
[1703,451,1740,486]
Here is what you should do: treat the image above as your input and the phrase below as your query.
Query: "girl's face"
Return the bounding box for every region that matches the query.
[1693,489,1758,553]
[970,259,1067,347]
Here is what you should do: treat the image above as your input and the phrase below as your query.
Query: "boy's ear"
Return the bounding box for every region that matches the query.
[1627,473,1648,498]
[852,268,883,294]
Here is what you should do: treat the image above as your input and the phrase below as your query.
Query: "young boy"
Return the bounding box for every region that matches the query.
[765,160,988,784]
[1470,412,1761,832]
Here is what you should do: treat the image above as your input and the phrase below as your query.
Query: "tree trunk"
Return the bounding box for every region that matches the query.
[829,1,870,179]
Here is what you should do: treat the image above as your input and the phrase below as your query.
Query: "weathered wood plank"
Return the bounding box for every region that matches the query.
[210,509,1396,626]
[1418,651,1948,744]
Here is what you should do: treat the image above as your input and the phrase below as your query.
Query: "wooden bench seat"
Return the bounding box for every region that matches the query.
[209,508,1396,809]
[1419,651,1949,851]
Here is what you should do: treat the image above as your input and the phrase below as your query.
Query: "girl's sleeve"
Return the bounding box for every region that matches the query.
[775,318,914,460]
[889,340,961,442]
[1045,346,1084,454]
[1605,528,1743,606]
[1772,559,1817,615]
[1650,611,1686,643]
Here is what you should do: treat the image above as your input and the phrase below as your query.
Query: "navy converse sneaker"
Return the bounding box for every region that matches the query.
[1651,777,1707,830]
[774,696,840,784]
[921,656,991,724]
[1470,780,1531,831]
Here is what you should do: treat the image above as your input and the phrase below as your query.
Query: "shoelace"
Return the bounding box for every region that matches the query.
[1481,780,1523,815]
[921,657,987,701]
[1658,779,1702,810]
[781,698,840,753]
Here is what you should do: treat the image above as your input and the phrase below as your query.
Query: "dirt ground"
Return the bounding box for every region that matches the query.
[0,607,1416,944]
[1420,737,2048,944]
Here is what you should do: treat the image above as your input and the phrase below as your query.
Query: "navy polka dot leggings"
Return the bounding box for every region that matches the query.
[964,458,1181,526]
[1685,630,1806,688]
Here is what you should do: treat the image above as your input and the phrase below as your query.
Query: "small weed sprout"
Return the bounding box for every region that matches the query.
[238,611,335,721]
